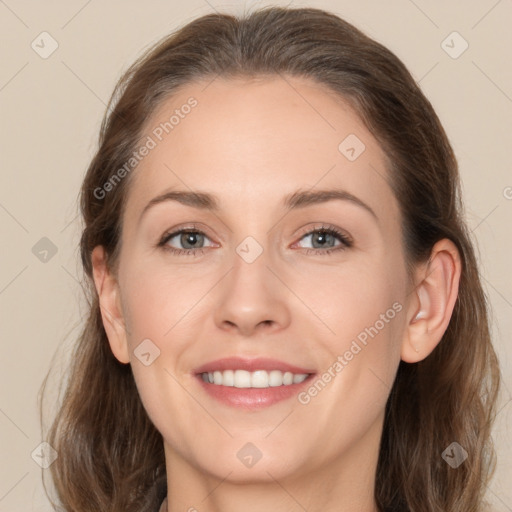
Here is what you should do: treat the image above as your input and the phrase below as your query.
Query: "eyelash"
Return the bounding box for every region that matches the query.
[157,223,353,257]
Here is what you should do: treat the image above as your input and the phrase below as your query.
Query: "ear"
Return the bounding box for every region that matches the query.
[401,238,462,363]
[91,246,130,364]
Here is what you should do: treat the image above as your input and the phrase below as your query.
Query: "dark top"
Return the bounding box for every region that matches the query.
[154,474,167,511]
[139,473,167,512]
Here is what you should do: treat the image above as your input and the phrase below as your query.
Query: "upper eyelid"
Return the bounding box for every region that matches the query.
[294,226,352,248]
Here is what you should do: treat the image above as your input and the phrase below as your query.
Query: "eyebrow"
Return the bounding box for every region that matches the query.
[139,187,378,223]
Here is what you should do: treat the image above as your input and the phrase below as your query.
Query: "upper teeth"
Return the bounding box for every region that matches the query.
[201,370,309,388]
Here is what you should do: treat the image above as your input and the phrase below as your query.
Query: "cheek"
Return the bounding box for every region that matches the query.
[121,269,201,448]
[302,260,403,339]
[120,265,203,348]
[305,258,405,393]
[129,357,198,461]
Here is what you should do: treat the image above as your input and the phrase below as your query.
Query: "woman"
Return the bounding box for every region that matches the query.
[41,6,501,512]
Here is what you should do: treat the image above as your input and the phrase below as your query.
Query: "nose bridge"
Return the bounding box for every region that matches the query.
[235,234,266,266]
[212,229,290,334]
[229,232,273,299]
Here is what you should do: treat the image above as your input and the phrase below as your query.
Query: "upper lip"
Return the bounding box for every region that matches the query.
[193,357,315,375]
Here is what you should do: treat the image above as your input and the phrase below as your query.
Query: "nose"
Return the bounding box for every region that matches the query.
[213,243,291,337]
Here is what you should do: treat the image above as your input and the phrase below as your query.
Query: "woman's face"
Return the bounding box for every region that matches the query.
[103,76,415,482]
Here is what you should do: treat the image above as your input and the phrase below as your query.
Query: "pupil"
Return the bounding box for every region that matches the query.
[314,231,330,248]
[183,232,200,248]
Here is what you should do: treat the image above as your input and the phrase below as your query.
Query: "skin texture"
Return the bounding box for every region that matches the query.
[92,76,461,512]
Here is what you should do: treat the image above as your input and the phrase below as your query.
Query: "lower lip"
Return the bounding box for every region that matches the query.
[195,374,315,409]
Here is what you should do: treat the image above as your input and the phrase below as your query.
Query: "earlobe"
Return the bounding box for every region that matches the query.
[401,239,461,363]
[91,246,130,364]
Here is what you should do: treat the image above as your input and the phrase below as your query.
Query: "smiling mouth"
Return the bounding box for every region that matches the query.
[198,369,312,388]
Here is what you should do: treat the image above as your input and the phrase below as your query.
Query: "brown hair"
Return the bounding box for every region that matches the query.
[41,6,501,512]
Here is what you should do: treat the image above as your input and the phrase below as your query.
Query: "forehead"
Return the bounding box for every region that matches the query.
[125,75,398,225]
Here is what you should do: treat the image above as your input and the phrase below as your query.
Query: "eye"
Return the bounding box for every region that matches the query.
[158,226,215,256]
[157,223,352,257]
[293,224,353,255]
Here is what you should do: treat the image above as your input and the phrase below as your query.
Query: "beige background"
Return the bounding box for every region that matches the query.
[1,0,511,510]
